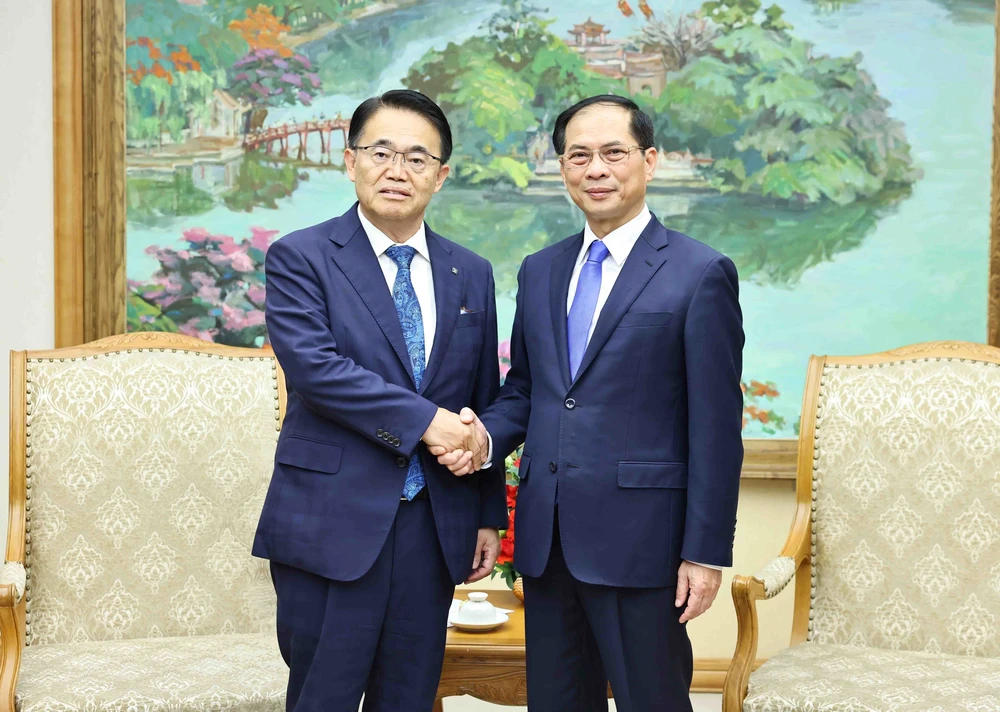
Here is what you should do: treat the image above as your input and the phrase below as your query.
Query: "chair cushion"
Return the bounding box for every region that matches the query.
[745,643,1000,712]
[16,633,286,712]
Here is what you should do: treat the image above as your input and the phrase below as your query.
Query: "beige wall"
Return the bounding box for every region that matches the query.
[459,478,798,662]
[0,0,55,543]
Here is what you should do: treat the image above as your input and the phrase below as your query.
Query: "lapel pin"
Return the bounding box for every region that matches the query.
[451,267,459,275]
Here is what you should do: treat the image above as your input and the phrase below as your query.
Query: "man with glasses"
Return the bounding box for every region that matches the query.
[435,95,745,711]
[253,89,506,712]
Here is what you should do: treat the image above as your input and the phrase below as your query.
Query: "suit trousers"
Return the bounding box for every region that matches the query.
[271,498,454,712]
[523,510,694,712]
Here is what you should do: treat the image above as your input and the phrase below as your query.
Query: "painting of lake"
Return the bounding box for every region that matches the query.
[124,0,994,438]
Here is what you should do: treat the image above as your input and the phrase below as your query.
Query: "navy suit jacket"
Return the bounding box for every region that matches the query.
[480,215,744,588]
[252,204,507,585]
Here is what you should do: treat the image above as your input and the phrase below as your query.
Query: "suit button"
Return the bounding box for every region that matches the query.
[564,398,576,410]
[392,438,401,447]
[397,456,408,467]
[377,429,384,437]
[549,461,557,472]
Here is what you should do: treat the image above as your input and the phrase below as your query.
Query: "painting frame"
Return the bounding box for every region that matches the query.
[51,0,1000,480]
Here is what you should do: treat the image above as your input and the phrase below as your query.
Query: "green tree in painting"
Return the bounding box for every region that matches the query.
[125,1,321,148]
[405,0,618,188]
[636,1,920,204]
[202,0,363,28]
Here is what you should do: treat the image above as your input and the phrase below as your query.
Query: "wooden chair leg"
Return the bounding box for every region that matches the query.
[432,699,444,712]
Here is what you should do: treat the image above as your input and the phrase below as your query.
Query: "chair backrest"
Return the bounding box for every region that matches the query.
[804,342,1000,657]
[11,334,283,645]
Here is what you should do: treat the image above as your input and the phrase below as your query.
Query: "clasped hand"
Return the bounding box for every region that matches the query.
[422,407,488,476]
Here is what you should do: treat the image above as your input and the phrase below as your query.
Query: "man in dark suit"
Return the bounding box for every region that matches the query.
[253,90,505,712]
[436,95,744,711]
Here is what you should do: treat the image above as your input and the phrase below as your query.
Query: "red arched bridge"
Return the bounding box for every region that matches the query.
[243,117,350,158]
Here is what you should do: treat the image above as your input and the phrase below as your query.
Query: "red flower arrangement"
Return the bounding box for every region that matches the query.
[493,447,523,588]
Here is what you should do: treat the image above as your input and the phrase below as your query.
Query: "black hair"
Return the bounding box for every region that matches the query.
[552,94,655,155]
[347,89,454,164]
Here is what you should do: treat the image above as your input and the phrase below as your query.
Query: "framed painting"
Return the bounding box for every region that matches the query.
[54,0,1000,479]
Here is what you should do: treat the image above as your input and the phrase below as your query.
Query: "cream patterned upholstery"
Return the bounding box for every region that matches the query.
[11,343,285,711]
[745,354,1000,711]
[17,633,285,712]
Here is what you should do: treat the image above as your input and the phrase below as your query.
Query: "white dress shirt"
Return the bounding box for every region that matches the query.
[566,204,722,572]
[359,207,494,469]
[567,204,652,329]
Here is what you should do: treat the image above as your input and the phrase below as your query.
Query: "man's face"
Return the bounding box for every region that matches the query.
[559,104,656,229]
[345,107,450,223]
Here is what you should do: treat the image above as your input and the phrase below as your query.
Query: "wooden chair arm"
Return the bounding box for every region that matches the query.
[722,500,811,712]
[0,566,25,712]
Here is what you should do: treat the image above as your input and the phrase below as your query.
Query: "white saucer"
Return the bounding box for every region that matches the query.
[448,611,509,632]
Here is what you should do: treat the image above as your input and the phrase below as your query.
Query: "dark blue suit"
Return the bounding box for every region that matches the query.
[480,215,744,711]
[253,204,506,712]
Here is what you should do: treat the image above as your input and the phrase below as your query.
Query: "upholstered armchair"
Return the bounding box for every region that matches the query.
[724,342,1000,712]
[4,333,288,711]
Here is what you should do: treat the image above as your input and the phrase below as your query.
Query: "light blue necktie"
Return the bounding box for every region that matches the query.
[386,245,426,500]
[567,240,610,381]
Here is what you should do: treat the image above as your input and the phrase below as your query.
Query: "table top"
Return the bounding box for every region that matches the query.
[446,590,525,648]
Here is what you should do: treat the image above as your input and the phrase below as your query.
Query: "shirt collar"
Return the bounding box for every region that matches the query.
[579,204,652,266]
[357,205,430,262]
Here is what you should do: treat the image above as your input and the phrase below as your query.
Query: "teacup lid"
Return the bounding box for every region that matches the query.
[467,592,488,603]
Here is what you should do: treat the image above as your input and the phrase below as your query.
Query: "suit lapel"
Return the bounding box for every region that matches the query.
[550,233,583,391]
[571,217,670,386]
[420,230,461,394]
[329,205,415,384]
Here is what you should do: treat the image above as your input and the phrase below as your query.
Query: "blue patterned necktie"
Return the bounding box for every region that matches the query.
[567,239,610,380]
[386,245,427,500]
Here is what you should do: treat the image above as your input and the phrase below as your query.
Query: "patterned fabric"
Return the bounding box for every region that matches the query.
[15,632,286,712]
[567,239,610,380]
[754,557,796,599]
[2,562,26,604]
[745,642,1000,711]
[806,359,1000,656]
[23,351,281,645]
[386,244,426,500]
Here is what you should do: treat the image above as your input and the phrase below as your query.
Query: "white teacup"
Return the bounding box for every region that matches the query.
[457,592,496,624]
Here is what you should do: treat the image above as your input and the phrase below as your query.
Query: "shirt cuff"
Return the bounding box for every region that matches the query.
[482,432,494,469]
[686,560,724,571]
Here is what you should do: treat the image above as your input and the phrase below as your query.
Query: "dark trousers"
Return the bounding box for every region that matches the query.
[271,498,454,712]
[523,512,694,712]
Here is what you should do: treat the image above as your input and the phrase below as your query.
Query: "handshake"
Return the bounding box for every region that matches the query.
[421,407,489,476]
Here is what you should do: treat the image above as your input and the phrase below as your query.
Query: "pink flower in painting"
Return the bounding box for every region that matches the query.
[247,285,267,304]
[132,226,273,346]
[229,251,255,272]
[217,235,239,255]
[183,227,212,244]
[222,304,266,331]
[153,275,184,295]
[250,226,279,251]
[190,272,214,288]
[177,0,205,5]
[498,340,512,380]
[197,284,222,303]
[179,318,218,341]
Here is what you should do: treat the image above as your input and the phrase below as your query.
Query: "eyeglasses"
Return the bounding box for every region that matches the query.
[559,145,648,169]
[355,145,442,174]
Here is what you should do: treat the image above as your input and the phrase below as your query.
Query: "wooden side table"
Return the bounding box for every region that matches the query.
[434,590,529,709]
[435,590,612,709]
